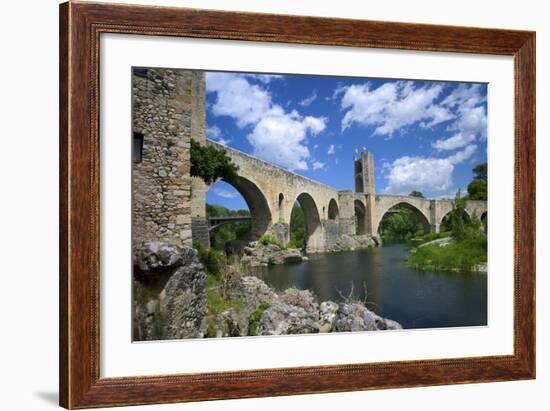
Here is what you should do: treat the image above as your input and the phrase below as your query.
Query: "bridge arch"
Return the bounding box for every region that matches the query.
[295,192,324,252]
[439,208,471,228]
[221,175,273,241]
[374,196,432,235]
[328,198,339,220]
[378,202,431,235]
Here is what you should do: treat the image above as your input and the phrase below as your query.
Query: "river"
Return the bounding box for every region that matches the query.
[254,244,487,329]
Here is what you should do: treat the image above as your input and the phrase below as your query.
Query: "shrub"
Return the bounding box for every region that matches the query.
[287,238,303,249]
[205,273,244,315]
[407,234,487,272]
[248,302,270,336]
[197,247,227,279]
[259,234,283,248]
[190,139,239,185]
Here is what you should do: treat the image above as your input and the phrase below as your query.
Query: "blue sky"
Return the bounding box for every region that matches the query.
[204,71,487,210]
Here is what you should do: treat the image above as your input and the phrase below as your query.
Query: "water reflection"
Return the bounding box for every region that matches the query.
[253,244,487,329]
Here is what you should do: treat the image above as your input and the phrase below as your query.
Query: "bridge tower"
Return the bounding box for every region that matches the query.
[354,148,375,195]
[354,148,377,235]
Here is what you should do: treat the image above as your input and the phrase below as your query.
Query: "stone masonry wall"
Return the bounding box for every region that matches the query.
[132,68,203,248]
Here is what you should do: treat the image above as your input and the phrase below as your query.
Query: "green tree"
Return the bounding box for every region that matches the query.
[378,204,425,242]
[472,163,488,182]
[467,162,488,200]
[190,140,239,185]
[451,190,467,240]
[289,203,306,249]
[467,179,487,200]
[409,190,424,198]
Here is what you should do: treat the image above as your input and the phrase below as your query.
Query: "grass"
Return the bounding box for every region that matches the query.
[196,245,227,279]
[196,245,246,316]
[259,234,284,248]
[287,238,303,249]
[133,271,173,306]
[205,273,244,315]
[407,234,487,272]
[133,277,169,340]
[247,302,271,336]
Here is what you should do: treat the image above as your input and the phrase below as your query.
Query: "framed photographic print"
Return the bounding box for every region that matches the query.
[59,1,535,408]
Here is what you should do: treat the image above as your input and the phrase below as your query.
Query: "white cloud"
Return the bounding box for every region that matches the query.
[442,84,486,109]
[299,91,318,107]
[207,72,327,171]
[213,187,238,198]
[451,105,487,138]
[327,144,336,155]
[447,144,477,164]
[206,125,221,139]
[338,81,454,135]
[245,74,283,84]
[336,81,487,157]
[432,132,476,151]
[384,144,476,194]
[442,84,487,141]
[247,107,327,171]
[206,72,272,127]
[312,161,325,171]
[206,125,230,146]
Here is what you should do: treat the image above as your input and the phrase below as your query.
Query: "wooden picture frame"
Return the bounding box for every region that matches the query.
[59,1,535,408]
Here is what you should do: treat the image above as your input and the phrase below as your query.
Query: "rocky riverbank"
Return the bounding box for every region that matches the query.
[238,234,379,268]
[240,241,307,267]
[202,275,402,337]
[327,234,379,252]
[133,241,401,340]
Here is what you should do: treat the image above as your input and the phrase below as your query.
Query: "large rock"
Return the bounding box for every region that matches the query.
[332,302,402,332]
[202,276,277,338]
[133,240,195,271]
[279,288,319,315]
[241,242,305,267]
[258,301,319,335]
[319,301,339,333]
[232,276,277,308]
[159,248,207,339]
[208,309,248,338]
[329,235,377,252]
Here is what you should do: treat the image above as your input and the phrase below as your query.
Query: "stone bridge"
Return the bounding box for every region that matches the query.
[196,140,343,252]
[130,68,486,253]
[191,140,487,252]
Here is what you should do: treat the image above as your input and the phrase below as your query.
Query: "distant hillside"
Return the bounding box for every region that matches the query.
[206,203,250,218]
